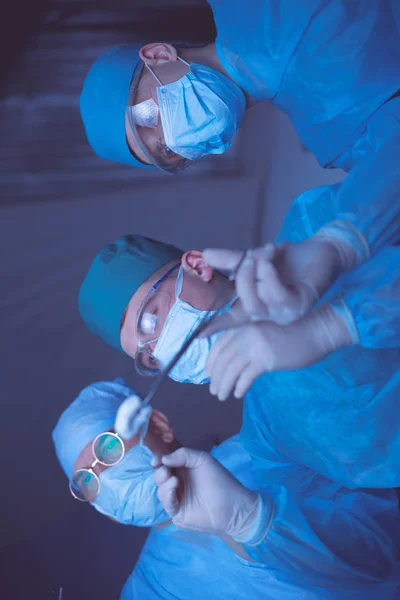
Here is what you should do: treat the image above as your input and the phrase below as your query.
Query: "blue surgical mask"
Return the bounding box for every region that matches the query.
[153,267,234,384]
[146,58,246,161]
[93,438,168,527]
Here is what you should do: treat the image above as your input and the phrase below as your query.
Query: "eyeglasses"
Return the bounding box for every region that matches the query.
[126,62,192,175]
[134,263,180,378]
[69,432,125,502]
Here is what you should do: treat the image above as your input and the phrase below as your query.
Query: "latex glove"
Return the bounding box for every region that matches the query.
[205,302,353,400]
[152,448,273,543]
[202,236,358,336]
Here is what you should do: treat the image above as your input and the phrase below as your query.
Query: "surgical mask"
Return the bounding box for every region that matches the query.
[146,58,246,161]
[93,433,168,527]
[153,267,234,384]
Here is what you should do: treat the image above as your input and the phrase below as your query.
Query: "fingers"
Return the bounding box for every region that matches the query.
[199,301,250,337]
[151,454,163,468]
[233,365,262,399]
[161,447,206,470]
[206,330,238,396]
[157,475,180,517]
[212,353,250,401]
[153,465,172,485]
[203,248,244,272]
[207,323,279,398]
[256,260,312,324]
[235,256,268,319]
[206,329,254,401]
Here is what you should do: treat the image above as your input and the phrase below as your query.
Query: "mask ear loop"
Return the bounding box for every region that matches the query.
[145,63,163,85]
[144,55,190,86]
[175,265,184,297]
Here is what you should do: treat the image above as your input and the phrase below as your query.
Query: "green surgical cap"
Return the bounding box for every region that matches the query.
[79,234,183,351]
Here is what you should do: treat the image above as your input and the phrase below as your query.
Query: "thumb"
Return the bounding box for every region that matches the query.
[161,448,207,470]
[203,248,244,272]
[200,301,251,337]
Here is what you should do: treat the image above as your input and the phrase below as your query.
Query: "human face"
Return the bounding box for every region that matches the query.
[120,259,180,359]
[73,414,178,479]
[120,251,234,363]
[125,59,190,170]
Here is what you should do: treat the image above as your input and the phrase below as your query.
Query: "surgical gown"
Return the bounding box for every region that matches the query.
[209,0,400,170]
[240,185,400,493]
[209,0,400,347]
[121,436,400,599]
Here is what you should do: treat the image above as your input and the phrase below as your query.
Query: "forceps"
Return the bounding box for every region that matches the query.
[139,250,248,409]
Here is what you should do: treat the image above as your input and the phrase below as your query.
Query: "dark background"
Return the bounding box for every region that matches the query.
[0,1,343,597]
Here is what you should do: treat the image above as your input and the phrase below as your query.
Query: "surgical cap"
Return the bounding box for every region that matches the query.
[52,378,135,480]
[80,45,154,169]
[79,234,183,351]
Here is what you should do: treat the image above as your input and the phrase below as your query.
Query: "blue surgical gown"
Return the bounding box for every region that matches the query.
[209,0,400,348]
[209,0,400,170]
[240,186,400,493]
[288,177,400,349]
[121,436,400,599]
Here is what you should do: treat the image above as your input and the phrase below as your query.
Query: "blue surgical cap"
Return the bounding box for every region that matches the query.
[80,45,154,169]
[79,234,183,352]
[52,378,135,480]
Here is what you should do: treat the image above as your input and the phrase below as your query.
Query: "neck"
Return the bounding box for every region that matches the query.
[179,44,257,108]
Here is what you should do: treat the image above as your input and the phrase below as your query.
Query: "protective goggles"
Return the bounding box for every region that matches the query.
[126,61,192,175]
[134,263,180,377]
[69,432,125,502]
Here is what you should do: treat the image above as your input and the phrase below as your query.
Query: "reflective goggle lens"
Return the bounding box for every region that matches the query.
[70,469,99,502]
[93,432,124,466]
[135,350,163,378]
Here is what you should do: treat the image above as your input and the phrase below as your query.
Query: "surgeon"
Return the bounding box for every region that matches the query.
[78,220,400,489]
[52,377,178,525]
[78,232,355,386]
[52,379,400,598]
[79,1,400,366]
[80,1,400,177]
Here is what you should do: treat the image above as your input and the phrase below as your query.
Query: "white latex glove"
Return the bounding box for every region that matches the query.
[205,302,353,400]
[202,235,358,336]
[152,448,273,543]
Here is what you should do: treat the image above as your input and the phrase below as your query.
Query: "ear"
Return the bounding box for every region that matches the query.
[149,410,175,444]
[181,250,214,283]
[139,43,178,67]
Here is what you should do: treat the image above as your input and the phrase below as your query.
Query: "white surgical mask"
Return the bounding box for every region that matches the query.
[93,426,168,527]
[146,58,246,161]
[153,267,234,384]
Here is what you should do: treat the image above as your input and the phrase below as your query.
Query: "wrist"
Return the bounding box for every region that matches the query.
[232,492,274,546]
[314,220,370,271]
[328,297,359,345]
[311,302,354,354]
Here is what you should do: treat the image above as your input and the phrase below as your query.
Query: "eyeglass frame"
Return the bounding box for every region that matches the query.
[68,431,126,502]
[133,263,180,376]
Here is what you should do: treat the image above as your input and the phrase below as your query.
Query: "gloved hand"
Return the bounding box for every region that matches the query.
[205,302,353,400]
[152,448,273,543]
[202,234,360,336]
